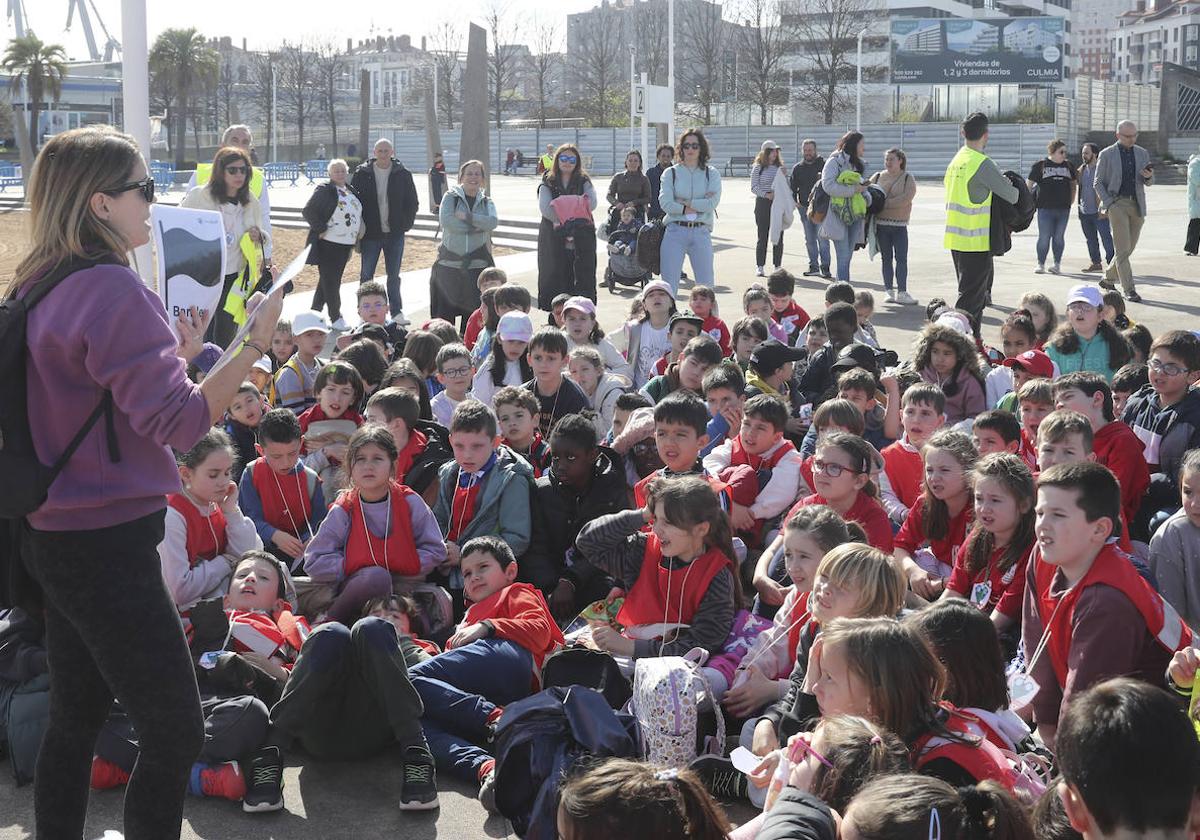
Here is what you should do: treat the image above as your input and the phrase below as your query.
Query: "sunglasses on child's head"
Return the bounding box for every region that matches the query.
[105,177,156,203]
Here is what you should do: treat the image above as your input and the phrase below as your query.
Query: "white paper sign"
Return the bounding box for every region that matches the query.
[151,204,227,335]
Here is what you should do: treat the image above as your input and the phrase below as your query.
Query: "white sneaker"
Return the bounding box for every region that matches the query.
[1034,264,1045,274]
[755,266,765,277]
[330,317,348,331]
[391,310,411,326]
[1048,263,1061,275]
[885,289,897,303]
[895,291,918,306]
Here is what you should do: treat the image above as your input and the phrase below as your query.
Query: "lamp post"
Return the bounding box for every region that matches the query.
[629,44,636,153]
[856,26,867,132]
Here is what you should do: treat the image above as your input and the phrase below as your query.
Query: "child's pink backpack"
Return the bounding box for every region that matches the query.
[628,649,725,769]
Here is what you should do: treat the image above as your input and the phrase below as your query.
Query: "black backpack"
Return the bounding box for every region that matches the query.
[0,257,121,606]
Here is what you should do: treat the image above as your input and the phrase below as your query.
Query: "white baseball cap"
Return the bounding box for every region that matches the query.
[292,311,331,336]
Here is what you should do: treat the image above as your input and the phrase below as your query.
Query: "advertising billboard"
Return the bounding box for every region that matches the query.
[890,17,1064,84]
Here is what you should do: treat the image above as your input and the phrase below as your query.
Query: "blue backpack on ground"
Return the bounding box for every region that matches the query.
[493,685,639,840]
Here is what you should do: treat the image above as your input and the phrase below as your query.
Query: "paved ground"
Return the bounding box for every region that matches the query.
[1,170,1196,840]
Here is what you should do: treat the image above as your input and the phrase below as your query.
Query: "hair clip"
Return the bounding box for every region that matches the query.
[654,768,679,783]
[870,734,882,745]
[928,806,942,840]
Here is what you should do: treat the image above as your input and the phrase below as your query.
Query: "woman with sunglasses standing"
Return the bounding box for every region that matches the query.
[7,126,282,838]
[182,145,271,346]
[536,143,598,310]
[659,128,722,295]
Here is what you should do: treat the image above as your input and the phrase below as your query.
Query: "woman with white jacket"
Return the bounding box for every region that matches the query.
[819,131,869,283]
[751,140,785,276]
[181,145,270,347]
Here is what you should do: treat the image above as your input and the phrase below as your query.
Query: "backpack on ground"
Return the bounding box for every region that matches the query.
[636,220,665,275]
[0,257,121,608]
[541,645,632,710]
[627,651,725,768]
[494,685,639,840]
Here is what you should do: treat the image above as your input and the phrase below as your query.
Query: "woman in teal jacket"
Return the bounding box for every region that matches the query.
[430,159,499,329]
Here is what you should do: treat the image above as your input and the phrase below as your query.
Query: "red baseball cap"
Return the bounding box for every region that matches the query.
[1002,349,1054,379]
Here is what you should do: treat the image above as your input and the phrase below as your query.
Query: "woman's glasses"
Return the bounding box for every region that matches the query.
[681,142,700,150]
[558,155,578,164]
[105,177,156,203]
[225,165,248,175]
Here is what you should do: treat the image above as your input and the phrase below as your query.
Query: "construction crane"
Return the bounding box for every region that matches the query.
[65,0,121,62]
[7,0,26,38]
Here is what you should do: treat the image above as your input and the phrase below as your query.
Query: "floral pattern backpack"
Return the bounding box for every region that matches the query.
[628,649,725,768]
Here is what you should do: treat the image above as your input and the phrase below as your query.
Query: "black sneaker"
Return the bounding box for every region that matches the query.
[241,746,284,813]
[688,754,747,801]
[1098,278,1117,291]
[399,746,440,811]
[478,767,498,814]
[1126,290,1143,303]
[802,267,820,277]
[819,269,832,280]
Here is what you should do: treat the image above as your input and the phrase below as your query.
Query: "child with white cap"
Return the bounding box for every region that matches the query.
[274,311,331,413]
[624,278,678,389]
[1045,284,1133,382]
[472,310,534,407]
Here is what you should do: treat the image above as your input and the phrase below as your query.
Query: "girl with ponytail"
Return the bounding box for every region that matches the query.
[575,475,739,659]
[841,774,1034,840]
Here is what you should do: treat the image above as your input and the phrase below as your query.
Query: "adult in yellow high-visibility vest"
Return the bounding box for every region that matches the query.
[182,146,271,347]
[189,124,273,261]
[944,111,1019,335]
[538,143,554,175]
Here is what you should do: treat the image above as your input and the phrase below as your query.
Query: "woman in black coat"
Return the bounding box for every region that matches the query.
[303,158,363,329]
[536,144,599,310]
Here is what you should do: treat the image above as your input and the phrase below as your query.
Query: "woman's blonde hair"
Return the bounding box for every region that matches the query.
[458,158,485,179]
[12,125,142,290]
[815,543,905,619]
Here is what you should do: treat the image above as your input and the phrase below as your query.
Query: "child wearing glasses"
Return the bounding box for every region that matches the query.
[430,343,474,427]
[790,433,893,553]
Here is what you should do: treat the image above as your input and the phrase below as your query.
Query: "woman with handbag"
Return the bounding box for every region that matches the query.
[869,148,918,305]
[819,131,869,283]
[430,159,498,330]
[303,158,363,329]
[537,144,599,309]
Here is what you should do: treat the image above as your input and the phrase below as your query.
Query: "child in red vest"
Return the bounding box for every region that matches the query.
[239,408,327,571]
[576,476,740,660]
[690,285,731,355]
[1021,462,1193,751]
[363,386,454,507]
[297,426,446,624]
[767,269,810,347]
[299,360,365,497]
[406,535,563,812]
[790,433,893,553]
[880,383,945,527]
[162,429,263,611]
[894,430,977,602]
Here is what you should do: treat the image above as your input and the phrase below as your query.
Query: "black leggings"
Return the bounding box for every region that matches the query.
[755,196,784,268]
[24,510,204,840]
[311,239,353,321]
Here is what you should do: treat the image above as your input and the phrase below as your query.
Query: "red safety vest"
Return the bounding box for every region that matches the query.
[251,459,314,538]
[912,705,1033,796]
[617,537,732,629]
[168,493,227,567]
[335,482,422,577]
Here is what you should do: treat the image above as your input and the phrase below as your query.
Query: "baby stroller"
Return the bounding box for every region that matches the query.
[604,221,650,292]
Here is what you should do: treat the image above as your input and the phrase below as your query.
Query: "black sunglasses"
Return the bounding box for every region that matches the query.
[681,142,701,149]
[225,164,248,175]
[105,177,156,203]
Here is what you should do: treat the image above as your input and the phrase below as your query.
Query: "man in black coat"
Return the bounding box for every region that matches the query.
[350,137,419,324]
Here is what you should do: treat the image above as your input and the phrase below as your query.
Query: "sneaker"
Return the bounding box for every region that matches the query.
[689,755,747,801]
[242,746,285,813]
[478,759,498,814]
[90,757,130,790]
[755,266,765,277]
[772,264,783,272]
[802,267,820,277]
[485,705,505,743]
[1098,278,1117,291]
[1034,264,1045,274]
[895,291,918,306]
[399,746,440,811]
[1126,290,1143,303]
[885,289,897,303]
[1048,263,1061,275]
[819,269,832,280]
[1082,262,1102,272]
[190,761,247,801]
[330,317,348,331]
[392,310,411,326]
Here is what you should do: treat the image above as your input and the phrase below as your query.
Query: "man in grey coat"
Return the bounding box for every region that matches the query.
[1094,120,1154,302]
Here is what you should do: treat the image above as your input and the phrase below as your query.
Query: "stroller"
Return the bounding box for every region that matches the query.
[603,211,651,292]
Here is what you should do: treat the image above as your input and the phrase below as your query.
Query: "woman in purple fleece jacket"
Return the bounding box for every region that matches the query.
[10,126,282,839]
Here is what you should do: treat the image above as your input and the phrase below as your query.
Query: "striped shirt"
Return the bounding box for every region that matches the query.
[750,163,780,199]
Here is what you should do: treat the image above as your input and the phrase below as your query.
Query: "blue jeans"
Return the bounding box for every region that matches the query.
[831,233,855,281]
[800,211,830,272]
[660,223,715,294]
[359,230,406,314]
[875,224,908,292]
[1035,207,1070,266]
[1078,211,1115,265]
[407,637,534,783]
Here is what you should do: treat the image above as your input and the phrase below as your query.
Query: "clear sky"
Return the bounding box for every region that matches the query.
[13,0,602,59]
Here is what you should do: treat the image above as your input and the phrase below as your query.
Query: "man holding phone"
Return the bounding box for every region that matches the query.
[1094,119,1154,303]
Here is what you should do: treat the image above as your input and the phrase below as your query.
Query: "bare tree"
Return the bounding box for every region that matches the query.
[247,51,278,159]
[634,0,669,86]
[787,0,883,125]
[736,0,789,124]
[485,0,525,129]
[571,0,625,127]
[216,57,235,128]
[429,21,463,130]
[678,0,731,125]
[528,18,560,129]
[315,42,346,153]
[277,40,317,159]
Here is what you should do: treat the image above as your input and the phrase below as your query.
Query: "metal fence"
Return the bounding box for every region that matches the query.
[376,122,1057,180]
[1056,77,1160,148]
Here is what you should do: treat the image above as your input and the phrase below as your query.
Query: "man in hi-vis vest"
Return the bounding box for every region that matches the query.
[943,112,1018,336]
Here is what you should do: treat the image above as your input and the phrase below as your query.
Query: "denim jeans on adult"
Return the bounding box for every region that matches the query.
[831,233,855,281]
[1078,211,1115,264]
[1035,207,1071,266]
[359,230,406,314]
[659,222,715,294]
[800,211,830,272]
[407,637,534,783]
[875,224,909,292]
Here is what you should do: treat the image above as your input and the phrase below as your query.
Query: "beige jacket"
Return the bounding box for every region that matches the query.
[869,169,917,224]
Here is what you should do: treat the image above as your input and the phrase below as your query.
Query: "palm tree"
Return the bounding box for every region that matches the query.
[2,32,68,155]
[149,28,218,169]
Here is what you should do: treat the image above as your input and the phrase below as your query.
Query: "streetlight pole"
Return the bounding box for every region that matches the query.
[121,0,152,281]
[856,27,867,132]
[629,44,636,154]
[667,0,675,145]
[271,63,278,163]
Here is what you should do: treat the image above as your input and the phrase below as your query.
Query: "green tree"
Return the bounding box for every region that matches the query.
[2,32,68,156]
[149,27,218,169]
